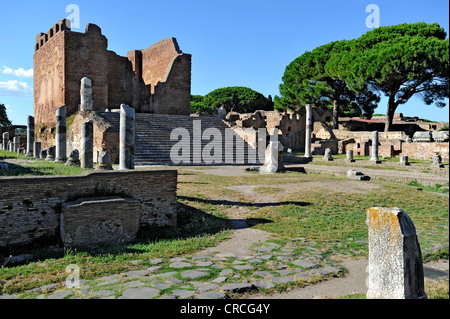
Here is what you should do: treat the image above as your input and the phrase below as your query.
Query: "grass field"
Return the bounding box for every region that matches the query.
[0,154,448,298]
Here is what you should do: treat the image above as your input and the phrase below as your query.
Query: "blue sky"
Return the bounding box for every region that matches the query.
[0,0,448,125]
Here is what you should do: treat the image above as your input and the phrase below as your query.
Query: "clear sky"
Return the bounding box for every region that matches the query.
[0,0,448,125]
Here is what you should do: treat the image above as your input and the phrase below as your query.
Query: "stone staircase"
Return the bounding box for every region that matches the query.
[129,113,261,166]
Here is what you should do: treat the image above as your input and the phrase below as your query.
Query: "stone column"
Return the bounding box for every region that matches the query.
[33,142,42,159]
[432,154,444,168]
[2,132,8,151]
[119,104,135,170]
[80,77,93,112]
[26,116,35,156]
[55,105,67,163]
[366,207,427,299]
[370,131,381,163]
[304,104,312,159]
[81,121,94,169]
[13,136,20,154]
[346,149,355,163]
[96,150,113,170]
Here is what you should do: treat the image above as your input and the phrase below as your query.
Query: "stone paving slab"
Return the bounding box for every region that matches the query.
[14,239,346,300]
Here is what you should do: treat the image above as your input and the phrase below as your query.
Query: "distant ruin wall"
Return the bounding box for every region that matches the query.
[401,142,449,162]
[0,170,177,248]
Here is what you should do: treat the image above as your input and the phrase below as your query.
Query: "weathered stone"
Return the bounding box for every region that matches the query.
[221,283,255,293]
[260,139,284,174]
[432,154,444,168]
[40,148,47,160]
[366,207,427,299]
[45,146,56,161]
[47,290,73,299]
[432,130,449,143]
[33,142,41,159]
[118,287,160,299]
[412,131,432,143]
[95,150,113,170]
[346,149,355,162]
[66,149,80,166]
[270,276,295,285]
[196,292,228,299]
[180,270,209,279]
[81,120,93,169]
[323,148,333,161]
[172,289,195,299]
[304,104,312,159]
[119,104,135,170]
[170,261,192,268]
[195,283,219,292]
[26,116,34,157]
[55,106,67,163]
[292,259,318,269]
[1,132,8,151]
[254,281,276,289]
[370,131,381,163]
[0,162,8,171]
[80,77,93,112]
[399,155,410,166]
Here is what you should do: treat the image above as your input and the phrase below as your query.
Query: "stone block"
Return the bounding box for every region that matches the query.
[366,207,427,299]
[60,196,141,247]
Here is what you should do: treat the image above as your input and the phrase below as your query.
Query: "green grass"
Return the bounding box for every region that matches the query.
[407,180,449,194]
[0,150,87,176]
[0,161,448,298]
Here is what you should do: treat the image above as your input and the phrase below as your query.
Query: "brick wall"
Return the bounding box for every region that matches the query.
[401,142,449,162]
[0,170,177,248]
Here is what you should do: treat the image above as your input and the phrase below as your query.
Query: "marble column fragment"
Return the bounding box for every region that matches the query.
[80,77,93,112]
[81,121,94,169]
[370,131,381,164]
[304,104,312,159]
[323,148,333,161]
[26,116,34,156]
[55,105,67,163]
[2,132,8,151]
[13,136,20,154]
[119,104,135,170]
[33,142,42,159]
[96,150,113,170]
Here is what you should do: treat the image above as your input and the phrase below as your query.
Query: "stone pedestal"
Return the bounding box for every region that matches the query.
[26,116,34,157]
[45,146,56,162]
[13,136,20,154]
[66,150,80,166]
[55,105,67,163]
[432,154,444,168]
[260,140,284,174]
[399,155,410,166]
[81,121,94,169]
[119,104,135,170]
[96,150,113,170]
[323,148,333,161]
[366,207,427,299]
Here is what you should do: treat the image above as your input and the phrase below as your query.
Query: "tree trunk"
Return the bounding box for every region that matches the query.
[332,100,339,129]
[385,93,397,132]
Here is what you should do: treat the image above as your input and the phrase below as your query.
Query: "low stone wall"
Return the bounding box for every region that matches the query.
[0,169,177,248]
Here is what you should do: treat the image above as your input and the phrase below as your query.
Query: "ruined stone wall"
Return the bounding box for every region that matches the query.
[33,22,66,140]
[401,142,449,162]
[0,170,178,248]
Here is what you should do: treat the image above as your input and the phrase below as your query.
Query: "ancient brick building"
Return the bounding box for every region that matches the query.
[34,19,191,146]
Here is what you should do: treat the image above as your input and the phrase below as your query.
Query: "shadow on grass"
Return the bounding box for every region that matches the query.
[0,162,46,177]
[178,195,311,208]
